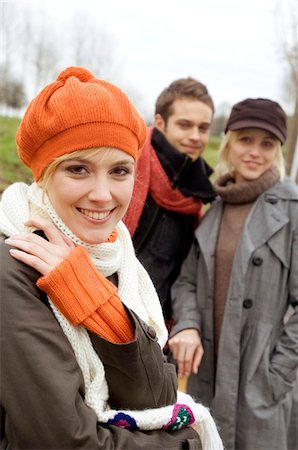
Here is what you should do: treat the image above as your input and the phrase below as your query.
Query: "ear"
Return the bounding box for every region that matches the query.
[154,114,166,132]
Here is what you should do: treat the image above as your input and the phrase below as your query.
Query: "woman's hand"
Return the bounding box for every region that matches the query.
[5,218,75,275]
[168,329,204,378]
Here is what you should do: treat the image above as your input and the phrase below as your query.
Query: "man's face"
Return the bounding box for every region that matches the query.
[154,97,213,160]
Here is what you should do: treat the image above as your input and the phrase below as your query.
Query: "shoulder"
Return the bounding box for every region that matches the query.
[261,179,298,218]
[256,180,298,232]
[266,178,298,201]
[200,197,223,222]
[0,240,43,304]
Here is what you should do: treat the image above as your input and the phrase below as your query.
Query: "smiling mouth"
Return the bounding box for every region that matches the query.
[78,208,112,220]
[183,145,200,151]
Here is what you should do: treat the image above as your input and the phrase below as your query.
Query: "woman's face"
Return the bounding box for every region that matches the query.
[228,128,279,183]
[46,148,135,244]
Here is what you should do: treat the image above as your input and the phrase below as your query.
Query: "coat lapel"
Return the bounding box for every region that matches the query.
[195,200,223,286]
[234,192,290,281]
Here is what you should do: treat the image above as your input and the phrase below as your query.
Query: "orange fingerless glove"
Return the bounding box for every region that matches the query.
[37,246,134,343]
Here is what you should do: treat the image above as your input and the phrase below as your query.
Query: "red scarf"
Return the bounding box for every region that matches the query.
[124,128,202,236]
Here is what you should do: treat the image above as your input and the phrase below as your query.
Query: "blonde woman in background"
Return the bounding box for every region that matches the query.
[169,98,298,450]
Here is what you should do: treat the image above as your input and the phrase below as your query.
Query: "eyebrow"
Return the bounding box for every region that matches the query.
[176,118,211,125]
[112,159,135,165]
[63,157,134,165]
[239,132,275,139]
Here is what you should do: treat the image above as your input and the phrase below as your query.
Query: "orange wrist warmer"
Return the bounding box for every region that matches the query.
[37,246,134,343]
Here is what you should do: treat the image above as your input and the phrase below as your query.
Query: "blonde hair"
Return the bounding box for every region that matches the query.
[216,130,286,180]
[39,147,127,191]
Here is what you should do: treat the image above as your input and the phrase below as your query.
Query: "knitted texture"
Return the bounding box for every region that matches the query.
[50,299,223,450]
[37,246,134,343]
[16,66,147,180]
[213,166,280,204]
[0,182,168,347]
[123,128,202,236]
[0,182,223,450]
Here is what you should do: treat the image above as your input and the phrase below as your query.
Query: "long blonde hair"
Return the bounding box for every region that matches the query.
[216,129,286,180]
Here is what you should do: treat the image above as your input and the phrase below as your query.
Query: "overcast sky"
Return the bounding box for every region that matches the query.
[3,0,297,118]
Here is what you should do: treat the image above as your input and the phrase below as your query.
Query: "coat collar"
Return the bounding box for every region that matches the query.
[195,179,297,280]
[195,199,223,279]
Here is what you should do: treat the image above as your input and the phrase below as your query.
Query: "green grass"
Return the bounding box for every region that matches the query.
[203,136,220,177]
[0,115,221,193]
[0,116,33,192]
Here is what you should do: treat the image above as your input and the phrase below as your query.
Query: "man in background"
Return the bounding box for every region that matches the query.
[124,77,216,330]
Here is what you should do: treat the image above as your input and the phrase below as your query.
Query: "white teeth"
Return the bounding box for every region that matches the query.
[79,209,110,220]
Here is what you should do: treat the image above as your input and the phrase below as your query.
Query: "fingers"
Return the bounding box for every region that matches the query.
[5,219,75,275]
[24,218,74,248]
[5,234,58,275]
[192,344,204,374]
[168,329,203,378]
[8,247,51,275]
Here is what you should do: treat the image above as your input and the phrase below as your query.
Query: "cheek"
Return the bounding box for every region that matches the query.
[47,185,77,213]
[164,125,181,143]
[227,151,238,167]
[114,178,135,210]
[124,181,135,205]
[266,149,278,164]
[201,133,209,144]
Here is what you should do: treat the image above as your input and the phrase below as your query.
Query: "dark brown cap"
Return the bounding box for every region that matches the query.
[225,98,287,144]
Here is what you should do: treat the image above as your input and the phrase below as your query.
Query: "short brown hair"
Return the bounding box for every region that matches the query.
[155,77,214,123]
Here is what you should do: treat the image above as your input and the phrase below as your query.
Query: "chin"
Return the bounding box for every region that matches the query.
[76,234,107,245]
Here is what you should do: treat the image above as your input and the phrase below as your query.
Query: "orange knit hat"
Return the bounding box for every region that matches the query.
[16,66,147,181]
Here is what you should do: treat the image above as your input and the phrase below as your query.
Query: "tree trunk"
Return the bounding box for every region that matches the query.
[285,95,298,180]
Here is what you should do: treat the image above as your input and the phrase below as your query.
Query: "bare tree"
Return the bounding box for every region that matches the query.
[284,42,298,181]
[0,75,26,113]
[27,9,60,94]
[275,2,298,180]
[0,3,29,114]
[69,12,119,81]
[0,2,135,116]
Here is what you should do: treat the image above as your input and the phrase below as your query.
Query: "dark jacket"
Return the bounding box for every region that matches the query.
[0,241,201,450]
[133,128,215,320]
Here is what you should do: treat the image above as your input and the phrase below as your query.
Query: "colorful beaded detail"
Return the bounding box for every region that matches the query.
[107,412,138,431]
[163,404,195,431]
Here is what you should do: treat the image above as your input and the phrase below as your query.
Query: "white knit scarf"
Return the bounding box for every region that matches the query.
[0,182,223,450]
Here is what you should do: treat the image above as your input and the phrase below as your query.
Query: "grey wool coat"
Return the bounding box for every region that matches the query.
[171,179,298,450]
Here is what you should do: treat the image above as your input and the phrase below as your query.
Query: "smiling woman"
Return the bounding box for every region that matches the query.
[43,148,135,245]
[169,98,298,450]
[0,66,223,450]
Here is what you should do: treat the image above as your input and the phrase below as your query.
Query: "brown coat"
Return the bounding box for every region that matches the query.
[0,241,201,450]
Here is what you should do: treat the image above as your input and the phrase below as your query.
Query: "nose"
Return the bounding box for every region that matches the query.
[248,144,262,158]
[189,127,200,141]
[88,175,112,203]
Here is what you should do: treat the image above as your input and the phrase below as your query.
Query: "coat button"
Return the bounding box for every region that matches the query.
[252,256,263,266]
[147,326,157,339]
[243,298,253,309]
[264,193,278,204]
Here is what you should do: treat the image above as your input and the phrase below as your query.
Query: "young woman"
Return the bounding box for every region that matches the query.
[0,66,222,450]
[169,98,298,450]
